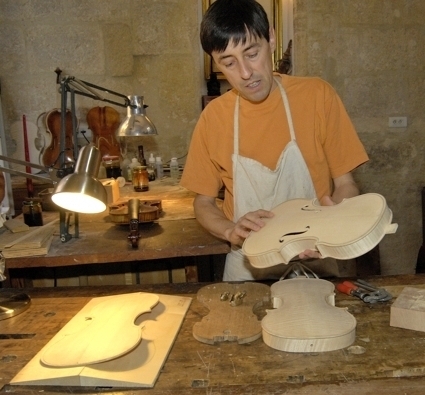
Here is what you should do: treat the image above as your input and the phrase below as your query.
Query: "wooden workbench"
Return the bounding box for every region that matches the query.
[3,179,230,286]
[2,274,425,394]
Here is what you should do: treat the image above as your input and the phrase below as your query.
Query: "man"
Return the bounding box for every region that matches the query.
[180,0,369,281]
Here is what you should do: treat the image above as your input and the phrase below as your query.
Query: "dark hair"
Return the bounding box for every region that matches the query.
[201,0,270,56]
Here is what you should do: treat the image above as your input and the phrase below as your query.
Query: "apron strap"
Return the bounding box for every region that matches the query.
[274,77,296,141]
[234,95,240,156]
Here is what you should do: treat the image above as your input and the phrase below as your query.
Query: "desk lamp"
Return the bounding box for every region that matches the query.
[51,144,107,242]
[0,70,157,242]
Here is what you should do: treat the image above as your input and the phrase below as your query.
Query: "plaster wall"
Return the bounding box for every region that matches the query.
[0,0,423,275]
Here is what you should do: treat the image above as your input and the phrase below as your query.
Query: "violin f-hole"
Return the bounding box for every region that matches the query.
[279,226,310,243]
[301,205,321,212]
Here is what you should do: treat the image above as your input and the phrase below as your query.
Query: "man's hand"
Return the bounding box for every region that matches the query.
[193,194,274,247]
[224,209,274,247]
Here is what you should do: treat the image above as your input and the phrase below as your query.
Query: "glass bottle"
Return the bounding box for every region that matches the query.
[170,157,179,180]
[132,166,149,192]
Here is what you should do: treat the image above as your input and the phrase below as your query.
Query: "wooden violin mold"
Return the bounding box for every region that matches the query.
[262,278,356,353]
[41,293,160,367]
[242,193,398,269]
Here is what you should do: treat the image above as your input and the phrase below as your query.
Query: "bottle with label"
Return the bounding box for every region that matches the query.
[155,156,164,179]
[170,157,179,180]
[147,153,156,181]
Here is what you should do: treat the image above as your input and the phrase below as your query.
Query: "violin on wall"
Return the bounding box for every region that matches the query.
[243,193,398,268]
[86,106,121,158]
[39,108,77,168]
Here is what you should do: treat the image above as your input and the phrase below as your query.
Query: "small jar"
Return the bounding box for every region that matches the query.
[102,156,122,179]
[22,200,43,227]
[132,166,149,192]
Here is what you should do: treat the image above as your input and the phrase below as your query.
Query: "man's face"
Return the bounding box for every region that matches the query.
[211,28,277,103]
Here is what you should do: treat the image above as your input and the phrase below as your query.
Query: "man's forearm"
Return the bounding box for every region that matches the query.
[331,173,360,204]
[193,195,234,242]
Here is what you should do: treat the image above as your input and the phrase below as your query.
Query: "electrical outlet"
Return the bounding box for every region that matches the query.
[388,116,407,128]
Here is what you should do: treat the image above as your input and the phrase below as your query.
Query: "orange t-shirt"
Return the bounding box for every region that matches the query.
[180,74,369,220]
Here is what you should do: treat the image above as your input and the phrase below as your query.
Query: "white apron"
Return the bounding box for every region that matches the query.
[223,78,317,281]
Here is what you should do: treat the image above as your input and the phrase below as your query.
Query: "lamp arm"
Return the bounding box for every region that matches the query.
[0,154,47,171]
[0,155,58,183]
[61,76,132,109]
[0,166,55,183]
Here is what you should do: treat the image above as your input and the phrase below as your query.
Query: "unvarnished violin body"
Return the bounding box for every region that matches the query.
[262,278,356,352]
[242,193,398,269]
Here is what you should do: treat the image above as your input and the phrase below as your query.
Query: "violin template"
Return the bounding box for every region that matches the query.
[242,193,398,269]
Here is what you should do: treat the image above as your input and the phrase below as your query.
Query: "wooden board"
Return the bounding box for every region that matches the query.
[41,293,160,367]
[0,224,54,250]
[1,235,53,258]
[11,292,191,388]
[262,278,356,352]
[0,223,55,258]
[3,218,29,233]
[193,282,271,344]
[390,287,425,332]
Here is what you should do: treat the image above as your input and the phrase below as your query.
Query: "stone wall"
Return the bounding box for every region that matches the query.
[0,0,203,167]
[294,0,425,275]
[0,0,423,275]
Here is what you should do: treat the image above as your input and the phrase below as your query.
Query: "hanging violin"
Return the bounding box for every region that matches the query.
[41,108,77,168]
[86,106,121,158]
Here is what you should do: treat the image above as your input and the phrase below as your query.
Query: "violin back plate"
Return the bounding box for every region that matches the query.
[262,278,356,352]
[243,193,398,269]
[193,282,271,344]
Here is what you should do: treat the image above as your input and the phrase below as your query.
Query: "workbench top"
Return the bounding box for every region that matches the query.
[2,274,425,394]
[3,179,229,279]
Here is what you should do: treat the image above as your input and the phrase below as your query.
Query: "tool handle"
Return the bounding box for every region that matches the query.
[336,282,354,295]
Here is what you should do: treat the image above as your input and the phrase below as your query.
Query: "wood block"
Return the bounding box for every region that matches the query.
[390,287,425,332]
[3,218,29,233]
[101,178,120,204]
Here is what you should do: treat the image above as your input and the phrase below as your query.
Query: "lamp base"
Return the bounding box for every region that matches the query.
[0,291,31,320]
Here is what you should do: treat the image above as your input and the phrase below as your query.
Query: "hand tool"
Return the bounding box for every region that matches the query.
[354,279,393,303]
[337,280,392,303]
[336,281,370,302]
